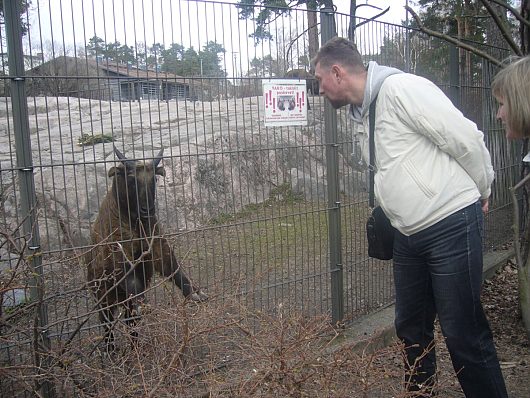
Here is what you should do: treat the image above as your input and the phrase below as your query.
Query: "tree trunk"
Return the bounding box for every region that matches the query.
[484,1,510,60]
[521,254,530,337]
[307,1,319,74]
[518,0,530,339]
[348,0,357,41]
[515,171,530,339]
[522,0,530,54]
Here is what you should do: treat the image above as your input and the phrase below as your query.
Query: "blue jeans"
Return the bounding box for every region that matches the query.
[393,202,508,398]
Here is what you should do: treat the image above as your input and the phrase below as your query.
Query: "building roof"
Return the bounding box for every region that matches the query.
[91,58,188,84]
[30,56,188,85]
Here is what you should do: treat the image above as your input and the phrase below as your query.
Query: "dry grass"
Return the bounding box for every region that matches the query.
[0,219,469,398]
[1,270,450,397]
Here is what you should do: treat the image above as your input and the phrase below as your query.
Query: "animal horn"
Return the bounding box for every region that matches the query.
[114,145,136,168]
[153,147,164,167]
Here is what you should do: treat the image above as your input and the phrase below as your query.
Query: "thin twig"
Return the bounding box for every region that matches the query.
[60,228,158,354]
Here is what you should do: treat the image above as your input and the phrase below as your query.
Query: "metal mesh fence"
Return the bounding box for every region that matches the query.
[0,1,521,396]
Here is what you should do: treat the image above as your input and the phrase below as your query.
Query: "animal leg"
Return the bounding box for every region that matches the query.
[121,269,146,346]
[153,238,208,301]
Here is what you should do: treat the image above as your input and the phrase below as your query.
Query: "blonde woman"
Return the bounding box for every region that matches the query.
[492,55,530,141]
[493,55,530,345]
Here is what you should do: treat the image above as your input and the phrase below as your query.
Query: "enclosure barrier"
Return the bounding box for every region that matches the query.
[0,1,520,396]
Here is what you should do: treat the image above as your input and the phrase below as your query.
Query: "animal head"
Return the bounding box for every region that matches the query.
[108,146,165,221]
[284,68,319,95]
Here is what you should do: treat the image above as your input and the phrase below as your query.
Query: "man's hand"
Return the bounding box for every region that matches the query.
[481,198,489,213]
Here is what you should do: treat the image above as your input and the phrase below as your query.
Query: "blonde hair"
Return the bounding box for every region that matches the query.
[491,55,530,138]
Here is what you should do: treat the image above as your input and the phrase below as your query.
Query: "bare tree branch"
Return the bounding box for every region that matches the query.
[489,0,530,29]
[356,6,391,30]
[286,22,320,64]
[479,0,523,55]
[406,5,503,66]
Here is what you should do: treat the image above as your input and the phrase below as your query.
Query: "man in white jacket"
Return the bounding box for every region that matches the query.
[313,37,508,398]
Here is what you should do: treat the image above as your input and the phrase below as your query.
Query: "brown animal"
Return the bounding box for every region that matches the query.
[284,68,319,110]
[85,146,207,349]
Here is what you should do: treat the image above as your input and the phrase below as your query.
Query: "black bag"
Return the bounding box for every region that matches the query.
[366,206,395,260]
[366,97,395,260]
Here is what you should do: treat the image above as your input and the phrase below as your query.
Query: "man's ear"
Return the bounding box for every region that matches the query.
[331,64,342,81]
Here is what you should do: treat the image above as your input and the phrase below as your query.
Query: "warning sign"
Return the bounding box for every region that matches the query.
[263,79,308,127]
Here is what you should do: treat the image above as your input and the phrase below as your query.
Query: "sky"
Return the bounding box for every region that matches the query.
[337,0,409,25]
[24,0,411,76]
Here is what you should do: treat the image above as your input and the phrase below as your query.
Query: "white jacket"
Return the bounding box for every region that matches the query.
[352,70,494,236]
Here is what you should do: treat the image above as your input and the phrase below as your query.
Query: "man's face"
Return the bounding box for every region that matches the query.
[314,62,351,109]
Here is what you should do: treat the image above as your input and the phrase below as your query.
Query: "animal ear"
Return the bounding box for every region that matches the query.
[155,166,165,177]
[108,165,125,177]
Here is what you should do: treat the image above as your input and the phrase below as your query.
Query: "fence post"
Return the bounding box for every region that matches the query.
[449,45,461,109]
[320,7,343,324]
[4,1,54,397]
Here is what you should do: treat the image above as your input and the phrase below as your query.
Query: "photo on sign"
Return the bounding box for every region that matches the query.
[277,96,297,111]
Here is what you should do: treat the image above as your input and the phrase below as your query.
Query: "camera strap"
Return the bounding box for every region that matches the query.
[368,96,377,208]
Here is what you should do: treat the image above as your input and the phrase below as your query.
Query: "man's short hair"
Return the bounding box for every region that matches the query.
[312,37,365,71]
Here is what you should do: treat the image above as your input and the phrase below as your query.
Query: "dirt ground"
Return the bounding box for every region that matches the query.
[482,259,530,398]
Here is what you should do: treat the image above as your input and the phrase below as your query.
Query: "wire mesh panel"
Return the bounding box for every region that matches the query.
[331,11,520,320]
[0,1,522,396]
[1,3,339,395]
